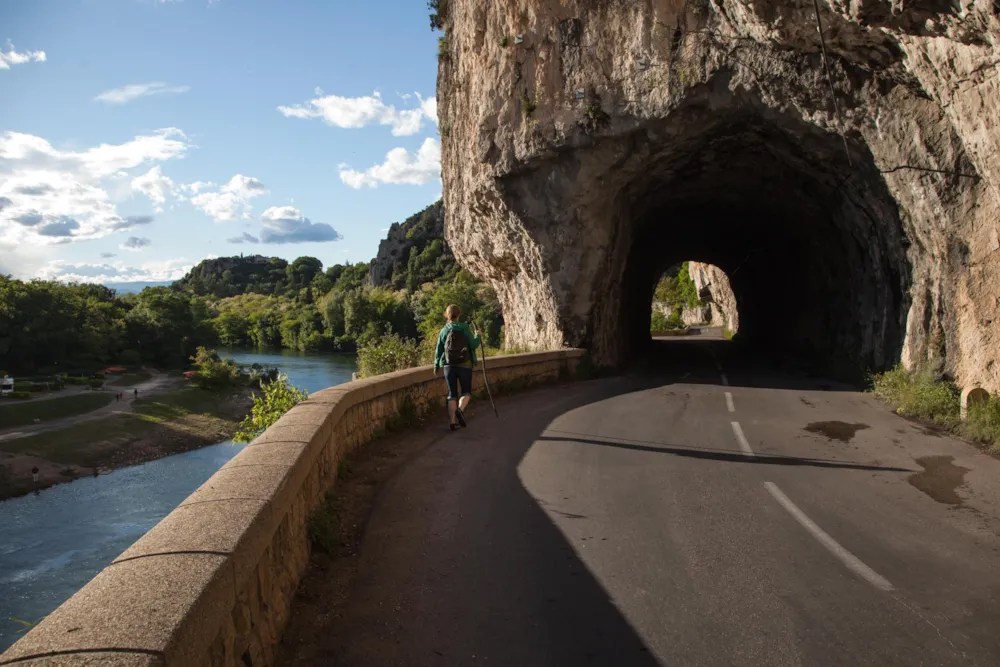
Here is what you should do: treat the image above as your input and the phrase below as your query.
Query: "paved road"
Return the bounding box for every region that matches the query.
[298,341,1000,666]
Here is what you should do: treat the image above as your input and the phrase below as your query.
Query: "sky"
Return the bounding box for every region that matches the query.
[0,0,443,284]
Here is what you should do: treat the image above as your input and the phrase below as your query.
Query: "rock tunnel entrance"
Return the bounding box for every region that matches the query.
[600,105,911,373]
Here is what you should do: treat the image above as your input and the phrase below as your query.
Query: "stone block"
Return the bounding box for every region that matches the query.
[180,465,293,508]
[0,554,233,666]
[114,498,271,589]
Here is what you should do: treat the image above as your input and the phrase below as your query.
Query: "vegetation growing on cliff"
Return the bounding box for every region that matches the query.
[650,262,701,330]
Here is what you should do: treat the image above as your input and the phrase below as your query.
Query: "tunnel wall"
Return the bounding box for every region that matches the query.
[0,351,585,667]
[439,0,1000,390]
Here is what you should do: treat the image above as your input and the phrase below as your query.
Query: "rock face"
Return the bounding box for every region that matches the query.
[368,201,446,287]
[439,0,1000,390]
[689,262,739,332]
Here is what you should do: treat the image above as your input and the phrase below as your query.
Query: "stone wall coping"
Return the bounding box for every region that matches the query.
[0,348,585,666]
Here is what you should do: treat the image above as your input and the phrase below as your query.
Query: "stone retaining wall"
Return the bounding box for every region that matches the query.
[0,349,585,667]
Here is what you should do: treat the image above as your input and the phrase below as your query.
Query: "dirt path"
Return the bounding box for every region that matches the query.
[0,370,179,442]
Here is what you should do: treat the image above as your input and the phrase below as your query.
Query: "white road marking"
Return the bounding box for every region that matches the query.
[764,482,894,592]
[730,421,754,456]
[720,373,729,386]
[725,391,735,413]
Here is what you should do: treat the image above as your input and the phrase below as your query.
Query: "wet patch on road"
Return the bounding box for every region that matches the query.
[908,456,969,507]
[804,421,870,442]
[800,397,815,408]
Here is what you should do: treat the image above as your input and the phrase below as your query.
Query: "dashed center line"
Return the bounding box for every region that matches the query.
[730,421,754,457]
[764,482,894,592]
[725,391,735,413]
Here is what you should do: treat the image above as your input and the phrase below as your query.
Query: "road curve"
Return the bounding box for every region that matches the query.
[284,341,1000,666]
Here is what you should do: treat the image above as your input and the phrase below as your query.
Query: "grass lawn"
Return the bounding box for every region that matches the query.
[0,392,114,429]
[0,387,250,469]
[107,371,152,387]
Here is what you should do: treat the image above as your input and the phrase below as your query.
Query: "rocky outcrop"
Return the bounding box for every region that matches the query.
[689,262,739,332]
[439,0,1000,390]
[368,201,446,287]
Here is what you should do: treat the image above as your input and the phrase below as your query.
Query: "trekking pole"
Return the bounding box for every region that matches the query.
[474,322,499,418]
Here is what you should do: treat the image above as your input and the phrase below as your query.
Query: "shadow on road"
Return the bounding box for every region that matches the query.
[630,338,868,392]
[279,377,664,667]
[537,432,914,473]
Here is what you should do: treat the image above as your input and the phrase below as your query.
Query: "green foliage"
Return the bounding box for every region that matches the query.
[871,365,960,426]
[1,199,503,373]
[965,397,1000,450]
[357,329,423,378]
[654,262,700,309]
[233,373,308,443]
[723,328,735,340]
[438,35,448,58]
[870,365,1000,451]
[501,35,510,47]
[414,271,502,346]
[190,347,242,390]
[428,0,448,31]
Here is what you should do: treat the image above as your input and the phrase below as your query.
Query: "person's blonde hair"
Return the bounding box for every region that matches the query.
[445,304,461,321]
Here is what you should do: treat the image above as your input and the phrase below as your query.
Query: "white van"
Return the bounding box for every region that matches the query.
[0,375,13,396]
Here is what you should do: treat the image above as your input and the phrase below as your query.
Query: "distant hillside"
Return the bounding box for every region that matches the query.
[173,254,290,297]
[105,281,173,294]
[369,200,457,290]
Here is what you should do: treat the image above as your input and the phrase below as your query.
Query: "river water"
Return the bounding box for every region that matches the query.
[0,350,355,652]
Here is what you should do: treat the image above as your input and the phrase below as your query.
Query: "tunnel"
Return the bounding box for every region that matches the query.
[585,96,913,375]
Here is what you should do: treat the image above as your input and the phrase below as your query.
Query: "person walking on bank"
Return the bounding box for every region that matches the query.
[433,304,482,431]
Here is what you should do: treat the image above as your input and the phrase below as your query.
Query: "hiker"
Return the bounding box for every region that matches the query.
[133,388,138,399]
[433,304,482,431]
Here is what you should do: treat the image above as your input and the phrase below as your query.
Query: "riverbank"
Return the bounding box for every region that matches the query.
[0,386,253,501]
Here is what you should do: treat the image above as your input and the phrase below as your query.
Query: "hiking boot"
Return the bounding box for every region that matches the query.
[455,408,467,428]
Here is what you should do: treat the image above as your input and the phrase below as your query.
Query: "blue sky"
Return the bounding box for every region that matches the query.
[0,0,442,283]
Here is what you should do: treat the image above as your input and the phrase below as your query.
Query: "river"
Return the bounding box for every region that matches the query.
[0,350,355,652]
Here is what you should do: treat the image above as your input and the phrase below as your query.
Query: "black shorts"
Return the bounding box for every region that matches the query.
[443,365,473,400]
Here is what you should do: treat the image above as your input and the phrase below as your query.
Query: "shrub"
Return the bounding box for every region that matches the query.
[871,365,960,426]
[5,391,31,400]
[357,330,423,378]
[428,0,448,30]
[233,374,308,443]
[190,346,242,390]
[963,395,1000,451]
[89,379,104,389]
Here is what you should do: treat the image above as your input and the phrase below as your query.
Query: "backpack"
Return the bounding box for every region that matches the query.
[444,326,469,366]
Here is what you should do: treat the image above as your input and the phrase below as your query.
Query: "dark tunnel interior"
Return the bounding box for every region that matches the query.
[615,109,911,374]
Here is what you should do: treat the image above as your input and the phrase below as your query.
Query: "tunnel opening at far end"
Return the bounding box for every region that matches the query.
[605,102,911,378]
[649,261,738,337]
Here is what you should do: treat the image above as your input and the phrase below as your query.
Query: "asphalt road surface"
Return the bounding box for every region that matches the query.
[307,340,1000,666]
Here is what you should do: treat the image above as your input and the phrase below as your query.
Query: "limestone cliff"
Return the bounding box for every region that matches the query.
[368,201,447,288]
[439,0,999,391]
[689,261,739,331]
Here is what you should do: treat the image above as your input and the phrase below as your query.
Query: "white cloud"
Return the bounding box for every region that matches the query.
[227,231,259,244]
[0,128,191,245]
[94,82,191,104]
[189,175,267,222]
[0,42,46,70]
[120,236,152,251]
[37,258,193,284]
[131,166,175,211]
[258,206,342,244]
[417,93,438,126]
[339,137,441,188]
[277,91,437,137]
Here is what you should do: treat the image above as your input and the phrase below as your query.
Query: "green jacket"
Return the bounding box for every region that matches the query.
[434,322,481,370]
